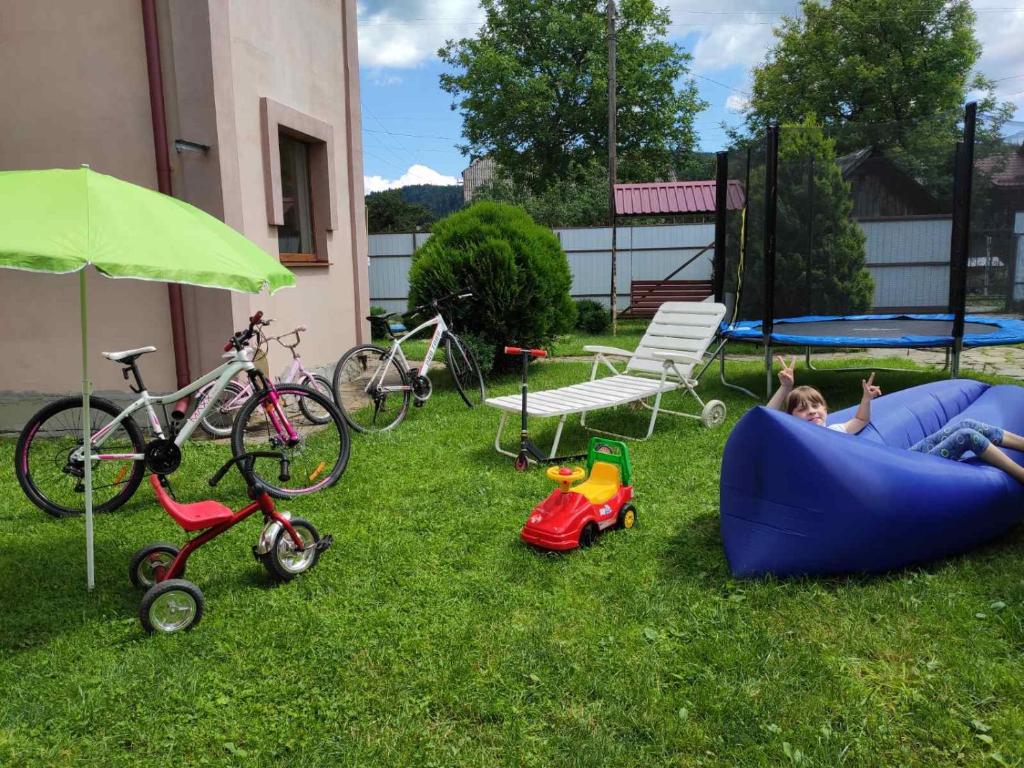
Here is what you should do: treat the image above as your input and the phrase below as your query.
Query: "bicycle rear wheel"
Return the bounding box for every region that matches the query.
[198,381,247,438]
[231,383,350,497]
[15,396,145,517]
[331,344,411,433]
[445,333,485,407]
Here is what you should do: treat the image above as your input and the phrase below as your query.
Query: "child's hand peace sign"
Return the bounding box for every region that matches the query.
[862,372,882,400]
[777,355,797,388]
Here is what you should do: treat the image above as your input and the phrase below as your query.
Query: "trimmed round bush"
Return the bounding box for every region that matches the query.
[407,202,576,373]
[574,299,610,334]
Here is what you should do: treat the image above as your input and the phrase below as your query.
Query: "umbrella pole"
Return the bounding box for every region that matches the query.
[81,271,95,591]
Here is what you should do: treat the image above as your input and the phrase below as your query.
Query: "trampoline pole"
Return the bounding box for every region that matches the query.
[763,124,780,400]
[949,102,977,378]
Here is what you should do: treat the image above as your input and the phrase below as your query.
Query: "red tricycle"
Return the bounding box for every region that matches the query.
[129,451,331,634]
[520,437,636,551]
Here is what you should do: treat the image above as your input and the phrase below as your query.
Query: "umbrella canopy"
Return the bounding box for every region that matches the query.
[0,167,294,292]
[0,167,296,590]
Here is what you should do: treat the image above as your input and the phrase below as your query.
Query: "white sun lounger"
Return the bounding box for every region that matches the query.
[486,301,728,460]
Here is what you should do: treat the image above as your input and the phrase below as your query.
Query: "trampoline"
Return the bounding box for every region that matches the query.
[721,313,1024,348]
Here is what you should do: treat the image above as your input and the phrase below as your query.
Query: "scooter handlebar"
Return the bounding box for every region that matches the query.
[504,346,547,358]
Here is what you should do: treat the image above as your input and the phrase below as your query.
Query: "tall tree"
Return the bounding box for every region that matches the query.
[439,0,706,192]
[746,0,1014,191]
[365,190,434,234]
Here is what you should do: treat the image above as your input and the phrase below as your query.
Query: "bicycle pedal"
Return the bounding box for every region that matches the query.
[314,535,333,552]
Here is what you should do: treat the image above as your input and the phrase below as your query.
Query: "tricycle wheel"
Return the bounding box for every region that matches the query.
[617,503,637,530]
[578,522,599,548]
[140,579,204,634]
[129,542,181,588]
[260,517,322,582]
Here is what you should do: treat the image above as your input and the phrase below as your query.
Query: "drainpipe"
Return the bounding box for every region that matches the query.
[141,0,192,391]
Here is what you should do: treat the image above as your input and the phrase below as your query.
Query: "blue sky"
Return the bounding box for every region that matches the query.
[357,1,1024,192]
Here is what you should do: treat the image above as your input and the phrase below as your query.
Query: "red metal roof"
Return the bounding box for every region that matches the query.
[613,179,745,216]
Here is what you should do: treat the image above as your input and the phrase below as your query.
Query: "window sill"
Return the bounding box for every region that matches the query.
[281,258,332,268]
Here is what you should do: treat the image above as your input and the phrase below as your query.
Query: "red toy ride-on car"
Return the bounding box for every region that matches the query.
[521,437,636,551]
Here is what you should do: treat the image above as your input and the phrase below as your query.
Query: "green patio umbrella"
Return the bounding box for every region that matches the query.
[0,167,296,589]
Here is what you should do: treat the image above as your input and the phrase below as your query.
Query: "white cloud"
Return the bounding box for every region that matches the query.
[973,6,1024,115]
[725,93,750,112]
[357,0,485,69]
[364,164,461,192]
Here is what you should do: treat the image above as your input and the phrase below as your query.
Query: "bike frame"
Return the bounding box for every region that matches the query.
[196,332,316,412]
[375,312,449,392]
[76,347,259,463]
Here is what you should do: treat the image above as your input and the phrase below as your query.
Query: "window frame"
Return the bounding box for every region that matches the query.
[260,97,337,266]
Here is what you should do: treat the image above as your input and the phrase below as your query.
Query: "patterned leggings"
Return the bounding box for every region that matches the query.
[909,419,1005,460]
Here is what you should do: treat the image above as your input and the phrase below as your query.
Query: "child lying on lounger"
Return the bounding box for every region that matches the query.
[767,355,1024,484]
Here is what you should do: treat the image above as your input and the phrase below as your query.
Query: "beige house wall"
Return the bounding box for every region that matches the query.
[217,0,367,378]
[0,0,177,393]
[0,0,367,423]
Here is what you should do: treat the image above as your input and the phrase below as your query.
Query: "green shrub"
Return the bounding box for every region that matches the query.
[408,202,576,373]
[574,299,610,334]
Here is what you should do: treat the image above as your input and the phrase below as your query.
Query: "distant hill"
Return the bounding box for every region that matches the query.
[397,185,463,219]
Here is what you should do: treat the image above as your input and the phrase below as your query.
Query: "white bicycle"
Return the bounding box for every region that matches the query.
[15,312,350,517]
[332,291,485,432]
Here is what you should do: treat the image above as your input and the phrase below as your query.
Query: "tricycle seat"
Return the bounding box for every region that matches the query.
[148,475,234,531]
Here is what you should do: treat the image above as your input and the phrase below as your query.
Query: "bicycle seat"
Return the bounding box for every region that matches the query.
[103,346,156,364]
[148,475,234,531]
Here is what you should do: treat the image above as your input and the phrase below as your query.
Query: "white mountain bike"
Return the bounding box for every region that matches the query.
[15,312,350,517]
[332,291,485,432]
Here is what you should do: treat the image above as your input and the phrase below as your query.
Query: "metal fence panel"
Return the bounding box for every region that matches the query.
[368,219,954,313]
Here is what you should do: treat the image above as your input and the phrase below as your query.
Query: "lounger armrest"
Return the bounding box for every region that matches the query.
[583,345,634,358]
[651,350,702,365]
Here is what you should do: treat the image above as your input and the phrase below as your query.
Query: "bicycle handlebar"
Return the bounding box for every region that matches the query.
[224,312,273,352]
[504,346,547,358]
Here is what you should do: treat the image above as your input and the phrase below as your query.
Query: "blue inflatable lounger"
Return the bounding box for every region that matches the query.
[720,379,1024,578]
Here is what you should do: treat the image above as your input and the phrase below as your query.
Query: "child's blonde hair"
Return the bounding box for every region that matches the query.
[786,385,827,415]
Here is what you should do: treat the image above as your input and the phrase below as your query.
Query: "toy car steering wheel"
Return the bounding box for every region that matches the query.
[546,465,585,492]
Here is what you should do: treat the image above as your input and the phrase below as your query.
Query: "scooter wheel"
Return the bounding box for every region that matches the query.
[140,579,204,634]
[514,454,529,472]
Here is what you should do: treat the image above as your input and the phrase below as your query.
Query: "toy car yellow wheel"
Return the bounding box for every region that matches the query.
[617,503,637,530]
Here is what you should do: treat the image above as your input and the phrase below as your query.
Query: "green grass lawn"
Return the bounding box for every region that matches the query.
[2,358,1024,766]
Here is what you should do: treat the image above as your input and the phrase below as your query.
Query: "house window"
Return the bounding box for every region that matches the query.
[278,133,316,260]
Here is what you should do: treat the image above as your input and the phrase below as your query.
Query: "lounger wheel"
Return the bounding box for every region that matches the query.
[701,399,727,428]
[578,522,599,548]
[129,542,181,589]
[139,579,204,634]
[617,503,637,530]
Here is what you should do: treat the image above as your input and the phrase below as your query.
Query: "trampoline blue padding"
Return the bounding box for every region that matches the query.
[720,379,1024,578]
[720,313,1024,348]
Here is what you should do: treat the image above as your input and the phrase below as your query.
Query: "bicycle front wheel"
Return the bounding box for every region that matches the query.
[231,383,349,497]
[445,333,485,407]
[332,344,410,433]
[15,396,145,517]
[298,373,335,425]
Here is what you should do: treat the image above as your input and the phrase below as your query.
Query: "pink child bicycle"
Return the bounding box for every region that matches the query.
[197,322,334,437]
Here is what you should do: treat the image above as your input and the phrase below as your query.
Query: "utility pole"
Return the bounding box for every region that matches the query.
[607,0,618,333]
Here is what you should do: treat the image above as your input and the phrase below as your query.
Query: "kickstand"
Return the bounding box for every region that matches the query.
[156,473,177,501]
